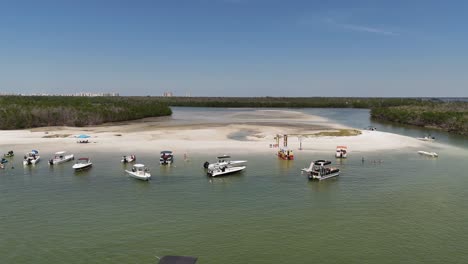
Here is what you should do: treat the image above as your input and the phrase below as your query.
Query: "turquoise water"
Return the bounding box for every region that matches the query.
[1,108,468,264]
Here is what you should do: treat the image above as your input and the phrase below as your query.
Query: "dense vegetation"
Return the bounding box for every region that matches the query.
[1,96,466,135]
[0,96,172,129]
[155,96,425,108]
[371,102,468,135]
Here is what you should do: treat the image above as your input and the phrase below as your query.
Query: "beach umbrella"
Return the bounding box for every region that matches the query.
[77,134,90,138]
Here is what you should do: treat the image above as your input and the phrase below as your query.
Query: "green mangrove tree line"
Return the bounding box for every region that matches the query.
[371,102,468,135]
[0,96,172,129]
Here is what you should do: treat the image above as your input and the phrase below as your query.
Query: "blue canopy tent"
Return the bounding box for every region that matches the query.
[76,134,90,139]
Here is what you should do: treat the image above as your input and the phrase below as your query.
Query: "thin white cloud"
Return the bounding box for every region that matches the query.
[340,23,398,36]
[322,17,399,36]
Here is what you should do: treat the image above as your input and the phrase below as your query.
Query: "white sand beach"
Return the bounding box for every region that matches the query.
[0,109,432,157]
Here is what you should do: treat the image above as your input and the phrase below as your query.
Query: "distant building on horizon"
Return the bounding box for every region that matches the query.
[0,92,120,97]
[163,91,173,97]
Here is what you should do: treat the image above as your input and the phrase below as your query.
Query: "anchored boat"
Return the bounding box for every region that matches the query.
[160,151,174,165]
[277,148,294,160]
[23,150,40,165]
[417,151,438,157]
[4,150,14,158]
[72,158,93,170]
[49,151,74,165]
[205,155,247,177]
[203,155,247,169]
[302,160,340,180]
[121,154,136,163]
[335,146,348,158]
[126,164,151,181]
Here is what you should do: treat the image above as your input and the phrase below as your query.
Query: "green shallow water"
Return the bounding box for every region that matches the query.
[1,108,468,264]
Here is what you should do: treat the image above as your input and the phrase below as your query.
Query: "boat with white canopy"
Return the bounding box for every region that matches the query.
[23,150,40,165]
[126,164,151,181]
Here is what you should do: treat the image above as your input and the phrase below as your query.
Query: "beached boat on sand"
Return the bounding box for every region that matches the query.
[417,136,435,142]
[417,151,438,157]
[302,160,340,180]
[126,164,151,181]
[72,158,92,170]
[49,151,74,165]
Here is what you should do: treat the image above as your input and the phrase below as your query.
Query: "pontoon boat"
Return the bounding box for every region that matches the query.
[160,151,174,165]
[335,146,348,158]
[302,160,340,180]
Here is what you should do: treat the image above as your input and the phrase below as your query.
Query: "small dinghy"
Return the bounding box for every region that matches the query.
[72,158,93,170]
[417,151,438,157]
[126,164,151,181]
[4,150,14,158]
[121,155,136,163]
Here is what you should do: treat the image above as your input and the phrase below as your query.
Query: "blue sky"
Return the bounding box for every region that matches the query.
[0,0,467,96]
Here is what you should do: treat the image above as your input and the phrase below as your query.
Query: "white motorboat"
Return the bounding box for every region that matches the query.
[302,160,340,181]
[417,151,438,157]
[417,136,435,142]
[23,150,40,165]
[49,151,74,165]
[160,151,174,165]
[335,146,348,158]
[121,155,136,163]
[203,155,247,169]
[72,158,93,170]
[126,164,151,181]
[207,164,246,177]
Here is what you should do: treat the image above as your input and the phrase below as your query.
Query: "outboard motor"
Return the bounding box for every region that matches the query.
[49,159,54,165]
[203,161,210,169]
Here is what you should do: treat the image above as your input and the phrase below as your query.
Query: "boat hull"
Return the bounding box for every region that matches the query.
[417,151,438,157]
[50,155,74,165]
[23,156,40,165]
[121,157,136,163]
[308,171,340,181]
[126,170,151,181]
[208,166,246,177]
[72,163,92,170]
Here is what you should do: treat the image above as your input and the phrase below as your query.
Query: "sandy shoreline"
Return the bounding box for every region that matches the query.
[0,109,437,158]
